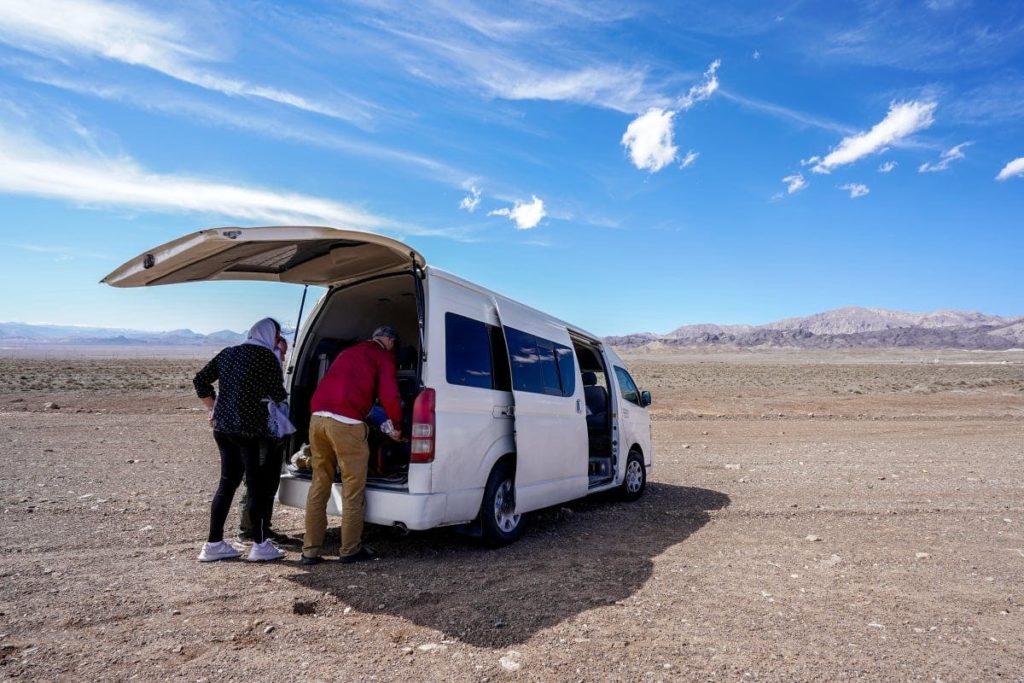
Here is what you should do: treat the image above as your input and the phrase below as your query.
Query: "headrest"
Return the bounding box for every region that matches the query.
[582,371,597,386]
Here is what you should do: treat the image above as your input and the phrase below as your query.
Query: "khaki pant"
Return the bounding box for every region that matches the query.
[303,416,369,558]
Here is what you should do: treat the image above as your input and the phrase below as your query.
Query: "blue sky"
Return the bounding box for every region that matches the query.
[0,0,1021,336]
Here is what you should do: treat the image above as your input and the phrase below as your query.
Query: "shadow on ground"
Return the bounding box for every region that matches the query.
[287,483,729,647]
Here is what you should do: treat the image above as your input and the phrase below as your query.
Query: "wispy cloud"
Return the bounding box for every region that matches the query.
[0,127,454,235]
[878,160,898,173]
[820,3,1024,72]
[488,65,654,113]
[361,15,666,114]
[0,242,108,260]
[945,78,1024,126]
[459,186,481,212]
[489,195,546,229]
[718,90,855,135]
[918,142,970,172]
[806,101,936,174]
[18,70,476,188]
[839,182,870,198]
[995,157,1024,181]
[0,0,370,124]
[621,108,677,172]
[680,150,699,168]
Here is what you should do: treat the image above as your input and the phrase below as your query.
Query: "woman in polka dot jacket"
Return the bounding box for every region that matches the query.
[193,318,290,563]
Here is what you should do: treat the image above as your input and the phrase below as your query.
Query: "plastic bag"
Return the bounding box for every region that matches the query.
[264,398,296,438]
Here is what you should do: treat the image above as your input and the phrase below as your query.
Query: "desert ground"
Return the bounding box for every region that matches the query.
[1,348,1022,681]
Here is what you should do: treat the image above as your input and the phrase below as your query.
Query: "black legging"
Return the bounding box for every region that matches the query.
[209,432,280,544]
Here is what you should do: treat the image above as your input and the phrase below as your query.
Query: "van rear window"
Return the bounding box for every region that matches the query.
[445,312,510,391]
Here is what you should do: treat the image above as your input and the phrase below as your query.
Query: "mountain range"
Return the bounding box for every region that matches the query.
[0,322,245,347]
[3,307,1022,350]
[605,307,1024,351]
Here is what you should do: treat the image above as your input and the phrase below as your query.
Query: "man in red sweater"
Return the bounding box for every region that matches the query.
[302,326,403,564]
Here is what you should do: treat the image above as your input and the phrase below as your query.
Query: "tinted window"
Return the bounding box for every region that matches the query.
[506,327,544,394]
[446,313,493,389]
[506,326,575,397]
[555,345,576,396]
[614,366,641,405]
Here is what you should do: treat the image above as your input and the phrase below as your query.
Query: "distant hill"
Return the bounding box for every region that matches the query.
[0,322,245,347]
[6,307,1022,351]
[607,307,1024,351]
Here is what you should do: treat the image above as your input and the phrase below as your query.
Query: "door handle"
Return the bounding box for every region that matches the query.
[492,405,514,418]
[576,399,582,414]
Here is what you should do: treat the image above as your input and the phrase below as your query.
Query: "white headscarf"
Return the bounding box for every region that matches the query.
[244,318,279,354]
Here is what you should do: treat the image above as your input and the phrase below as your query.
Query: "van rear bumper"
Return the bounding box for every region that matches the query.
[277,474,447,531]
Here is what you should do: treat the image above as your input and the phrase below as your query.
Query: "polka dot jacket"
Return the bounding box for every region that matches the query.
[193,344,288,438]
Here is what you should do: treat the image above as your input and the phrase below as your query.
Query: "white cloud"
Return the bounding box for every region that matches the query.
[459,186,481,212]
[0,0,366,123]
[492,66,652,113]
[488,195,546,230]
[622,108,677,172]
[680,150,699,168]
[678,60,720,110]
[996,157,1024,181]
[918,142,970,172]
[0,129,418,233]
[878,160,898,173]
[839,183,870,198]
[782,173,807,194]
[752,50,761,60]
[808,101,937,174]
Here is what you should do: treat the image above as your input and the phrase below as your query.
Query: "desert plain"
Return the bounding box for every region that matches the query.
[1,348,1022,681]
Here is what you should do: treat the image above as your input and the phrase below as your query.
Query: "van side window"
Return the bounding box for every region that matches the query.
[535,337,562,396]
[505,326,574,397]
[614,366,641,405]
[555,345,576,397]
[445,312,495,389]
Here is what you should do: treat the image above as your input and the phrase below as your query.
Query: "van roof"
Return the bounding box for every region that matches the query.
[428,266,604,346]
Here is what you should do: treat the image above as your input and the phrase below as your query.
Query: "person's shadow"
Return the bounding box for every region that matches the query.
[287,483,729,648]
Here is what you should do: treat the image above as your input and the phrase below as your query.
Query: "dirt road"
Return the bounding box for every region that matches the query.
[1,351,1022,681]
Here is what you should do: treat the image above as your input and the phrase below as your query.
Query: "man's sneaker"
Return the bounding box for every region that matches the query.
[248,540,286,562]
[300,554,324,566]
[198,540,242,562]
[338,547,376,564]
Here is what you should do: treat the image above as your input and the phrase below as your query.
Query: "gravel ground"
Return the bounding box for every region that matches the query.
[1,351,1022,681]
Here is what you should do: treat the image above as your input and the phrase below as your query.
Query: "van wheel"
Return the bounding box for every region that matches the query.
[621,450,646,502]
[481,462,523,546]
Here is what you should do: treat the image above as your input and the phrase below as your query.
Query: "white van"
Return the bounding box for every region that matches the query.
[103,226,653,544]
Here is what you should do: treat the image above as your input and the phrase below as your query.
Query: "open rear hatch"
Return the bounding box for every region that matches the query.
[101,226,425,288]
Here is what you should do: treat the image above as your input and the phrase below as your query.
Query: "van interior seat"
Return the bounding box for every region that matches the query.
[582,371,608,430]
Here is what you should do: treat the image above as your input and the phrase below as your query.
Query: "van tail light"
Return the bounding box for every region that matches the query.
[410,387,436,463]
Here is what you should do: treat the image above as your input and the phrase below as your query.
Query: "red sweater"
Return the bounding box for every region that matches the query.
[310,340,402,425]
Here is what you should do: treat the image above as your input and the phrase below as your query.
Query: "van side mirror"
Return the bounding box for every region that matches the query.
[640,390,652,407]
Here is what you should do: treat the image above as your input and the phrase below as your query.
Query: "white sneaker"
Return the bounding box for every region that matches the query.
[198,540,242,562]
[248,540,285,562]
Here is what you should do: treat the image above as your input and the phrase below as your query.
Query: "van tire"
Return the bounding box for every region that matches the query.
[621,449,646,502]
[480,462,523,546]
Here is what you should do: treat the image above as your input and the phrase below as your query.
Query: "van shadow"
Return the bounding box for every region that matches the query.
[287,483,730,648]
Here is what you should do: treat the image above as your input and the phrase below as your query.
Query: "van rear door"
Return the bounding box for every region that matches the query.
[493,297,588,514]
[101,226,424,288]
